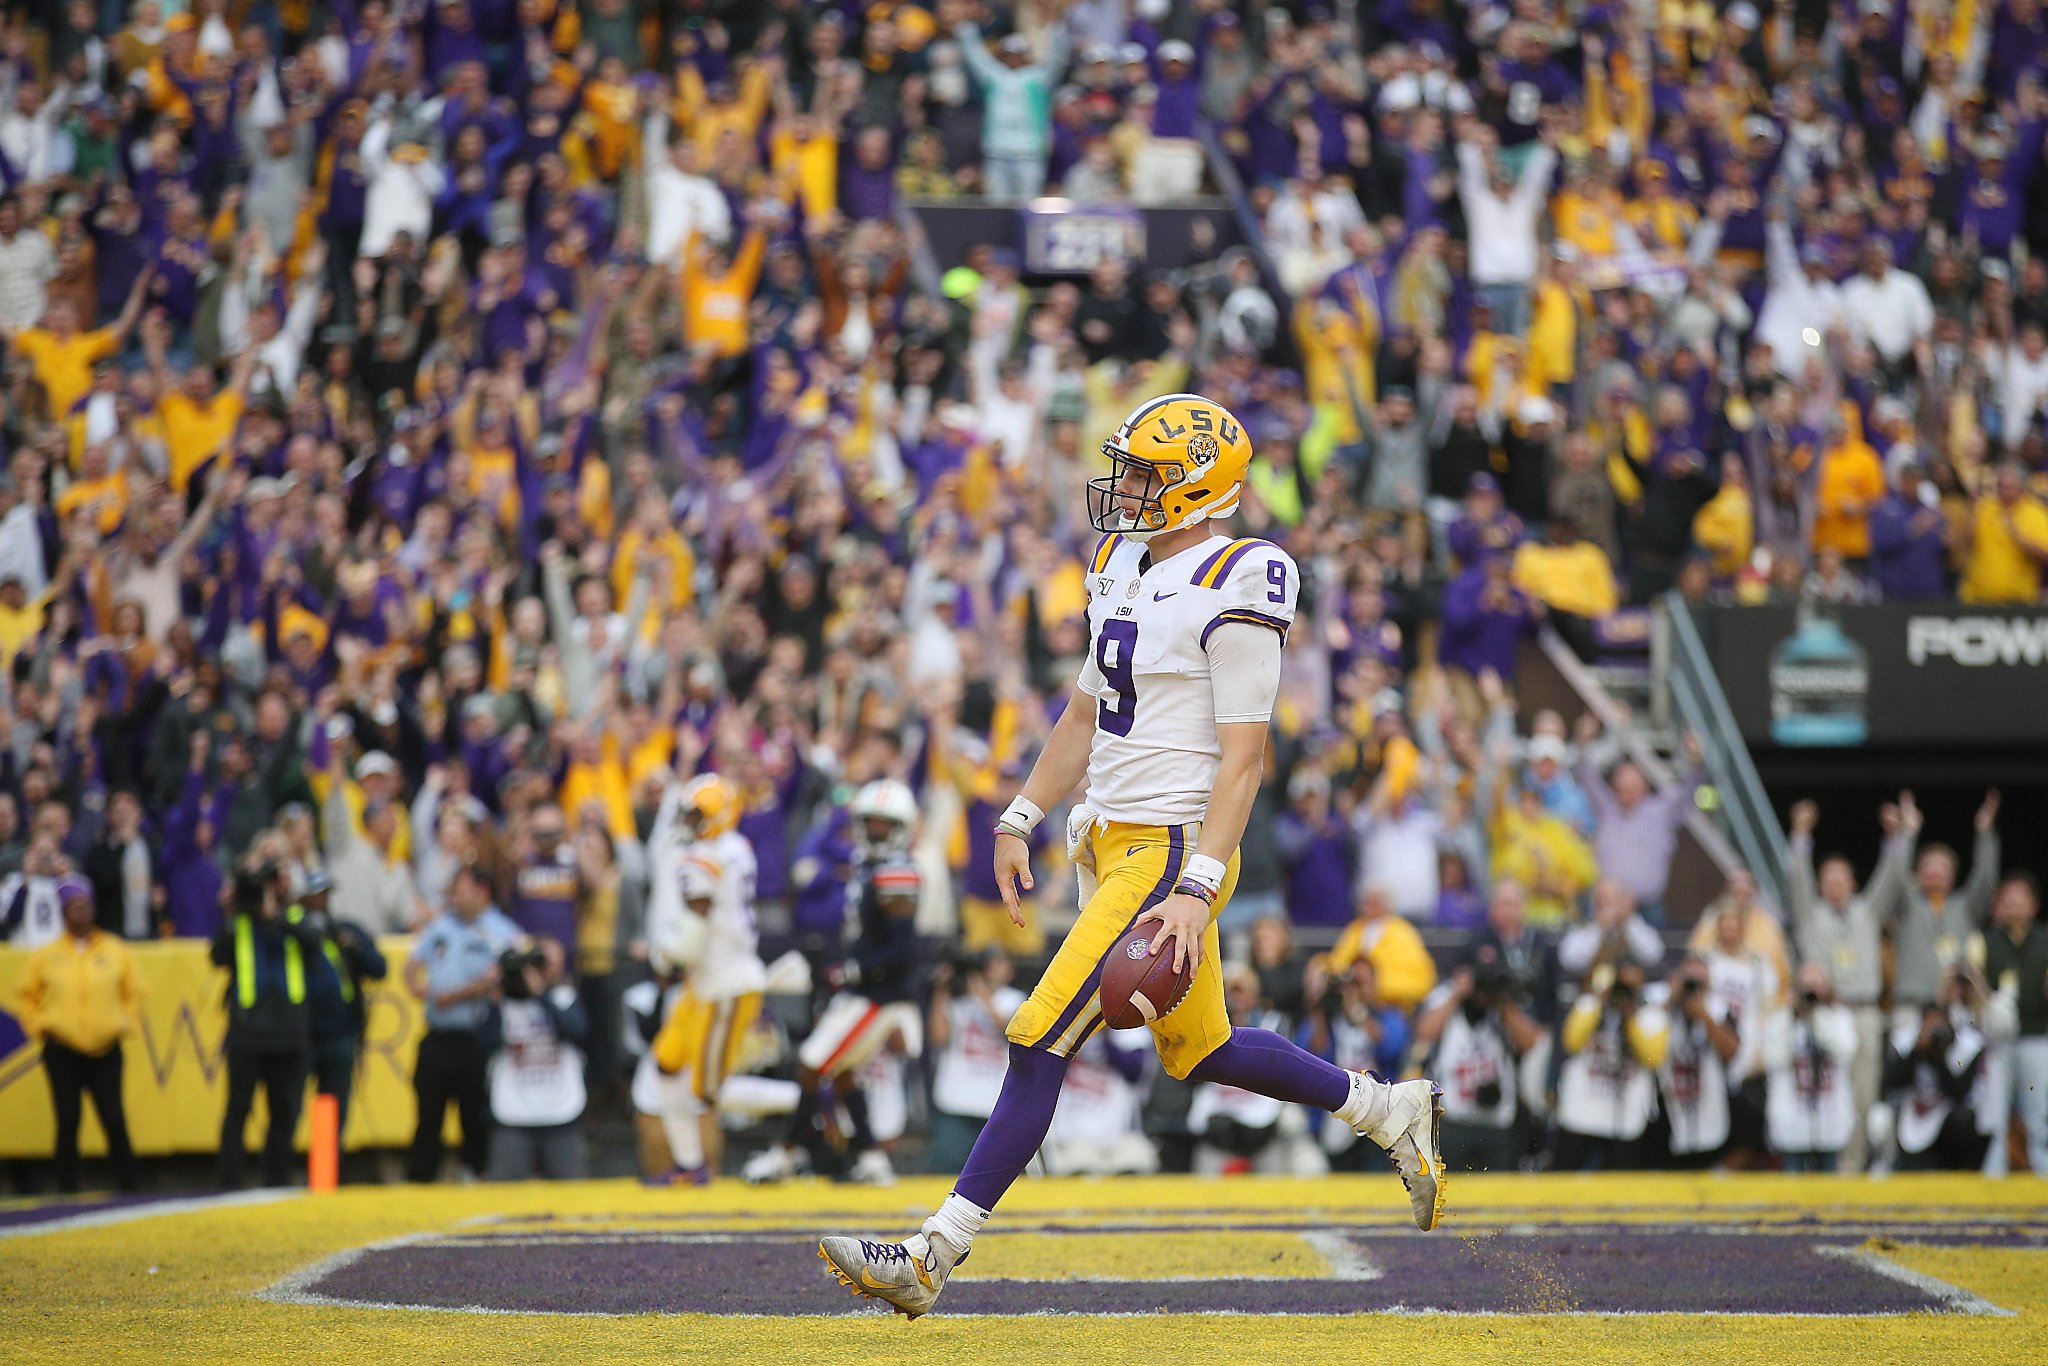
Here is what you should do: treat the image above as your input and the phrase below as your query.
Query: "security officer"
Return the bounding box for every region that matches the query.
[210,864,324,1189]
[298,870,388,1146]
[404,863,522,1181]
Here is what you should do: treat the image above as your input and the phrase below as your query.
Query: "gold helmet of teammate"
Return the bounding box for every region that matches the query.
[677,773,742,840]
[1088,392,1254,541]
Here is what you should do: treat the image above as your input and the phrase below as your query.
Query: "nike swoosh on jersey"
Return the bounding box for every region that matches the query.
[1153,590,1179,600]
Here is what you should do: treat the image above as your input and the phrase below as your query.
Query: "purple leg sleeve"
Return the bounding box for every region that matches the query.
[1186,1026,1352,1110]
[954,1044,1070,1210]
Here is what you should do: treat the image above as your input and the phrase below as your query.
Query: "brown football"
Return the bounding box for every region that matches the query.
[1098,924,1196,1029]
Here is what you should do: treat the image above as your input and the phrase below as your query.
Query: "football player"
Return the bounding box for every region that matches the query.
[644,773,769,1183]
[821,393,1447,1315]
[744,778,926,1185]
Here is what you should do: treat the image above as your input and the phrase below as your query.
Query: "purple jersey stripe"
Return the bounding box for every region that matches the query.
[1204,539,1266,588]
[1190,539,1242,585]
[1200,609,1291,649]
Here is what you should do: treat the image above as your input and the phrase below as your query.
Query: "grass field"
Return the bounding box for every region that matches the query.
[4,1173,2046,1365]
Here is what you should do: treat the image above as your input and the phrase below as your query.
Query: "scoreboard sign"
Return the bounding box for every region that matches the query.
[1022,204,1147,274]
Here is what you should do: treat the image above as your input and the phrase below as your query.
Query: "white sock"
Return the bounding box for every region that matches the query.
[659,1074,706,1170]
[716,1074,802,1118]
[922,1191,991,1262]
[1333,1071,1391,1136]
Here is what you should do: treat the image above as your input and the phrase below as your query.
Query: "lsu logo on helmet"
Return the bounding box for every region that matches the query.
[1088,393,1254,541]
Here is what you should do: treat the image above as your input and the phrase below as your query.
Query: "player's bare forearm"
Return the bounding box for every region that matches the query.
[1196,720,1269,864]
[993,684,1096,923]
[1016,683,1096,812]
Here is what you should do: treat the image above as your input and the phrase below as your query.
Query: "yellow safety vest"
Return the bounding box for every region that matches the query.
[288,902,353,1003]
[234,912,306,1009]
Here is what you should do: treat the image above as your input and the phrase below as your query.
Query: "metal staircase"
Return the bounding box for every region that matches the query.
[1653,594,1789,916]
[1531,595,1788,927]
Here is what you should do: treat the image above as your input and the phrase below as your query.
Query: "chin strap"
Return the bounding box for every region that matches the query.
[1149,483,1243,538]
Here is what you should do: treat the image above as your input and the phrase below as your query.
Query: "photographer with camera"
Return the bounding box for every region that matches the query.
[1557,880,1663,987]
[210,863,324,1188]
[1469,878,1562,1023]
[1654,957,1741,1166]
[1302,955,1414,1171]
[1412,946,1546,1172]
[1698,900,1778,1168]
[1783,798,1901,1171]
[1879,963,2002,1172]
[1761,963,1859,1171]
[404,864,522,1182]
[926,946,1025,1173]
[2,829,78,948]
[1982,873,2048,1175]
[479,938,591,1180]
[295,870,388,1146]
[1554,959,1670,1170]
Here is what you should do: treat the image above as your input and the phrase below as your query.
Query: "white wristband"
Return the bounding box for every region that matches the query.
[1000,796,1046,836]
[1182,854,1227,894]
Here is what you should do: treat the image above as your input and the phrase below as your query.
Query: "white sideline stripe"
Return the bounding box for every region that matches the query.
[1812,1244,2014,1317]
[256,1232,436,1309]
[1301,1230,1383,1281]
[0,1189,297,1241]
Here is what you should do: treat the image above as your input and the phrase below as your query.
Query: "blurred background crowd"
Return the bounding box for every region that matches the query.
[2,0,2046,1189]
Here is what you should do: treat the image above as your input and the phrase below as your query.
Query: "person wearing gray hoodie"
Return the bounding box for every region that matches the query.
[1886,789,2001,1027]
[1360,384,1435,516]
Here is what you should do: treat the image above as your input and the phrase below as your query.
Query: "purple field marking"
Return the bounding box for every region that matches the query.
[287,1226,2016,1318]
[0,1195,165,1231]
[0,1189,296,1240]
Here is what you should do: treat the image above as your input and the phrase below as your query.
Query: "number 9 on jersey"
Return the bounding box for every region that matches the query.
[1095,620,1139,737]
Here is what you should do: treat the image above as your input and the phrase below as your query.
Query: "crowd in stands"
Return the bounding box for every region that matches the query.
[3,0,2047,1188]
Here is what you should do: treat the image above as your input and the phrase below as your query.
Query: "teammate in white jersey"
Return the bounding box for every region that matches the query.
[645,773,769,1183]
[820,393,1446,1317]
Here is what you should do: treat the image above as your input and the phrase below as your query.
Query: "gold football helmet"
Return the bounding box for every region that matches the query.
[1088,392,1254,540]
[677,773,742,840]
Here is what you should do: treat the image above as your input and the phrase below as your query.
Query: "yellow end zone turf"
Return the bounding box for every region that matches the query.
[4,1174,2046,1366]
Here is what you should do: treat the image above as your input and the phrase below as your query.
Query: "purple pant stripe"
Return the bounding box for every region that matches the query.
[1026,824,1185,1052]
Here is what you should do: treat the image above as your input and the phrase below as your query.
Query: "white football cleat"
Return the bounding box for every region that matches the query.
[817,1228,965,1319]
[846,1149,897,1186]
[1362,1077,1447,1231]
[741,1144,809,1184]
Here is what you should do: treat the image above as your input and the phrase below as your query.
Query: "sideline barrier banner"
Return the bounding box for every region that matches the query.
[1703,604,2048,747]
[0,936,429,1158]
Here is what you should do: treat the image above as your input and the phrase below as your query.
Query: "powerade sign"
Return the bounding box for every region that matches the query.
[1707,606,2048,747]
[1768,611,1868,745]
[1906,615,2048,665]
[1021,204,1147,274]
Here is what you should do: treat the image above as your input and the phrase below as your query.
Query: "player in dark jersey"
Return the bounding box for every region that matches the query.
[742,779,924,1185]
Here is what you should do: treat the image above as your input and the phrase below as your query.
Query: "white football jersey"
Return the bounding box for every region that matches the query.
[649,827,766,999]
[1076,532,1299,826]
